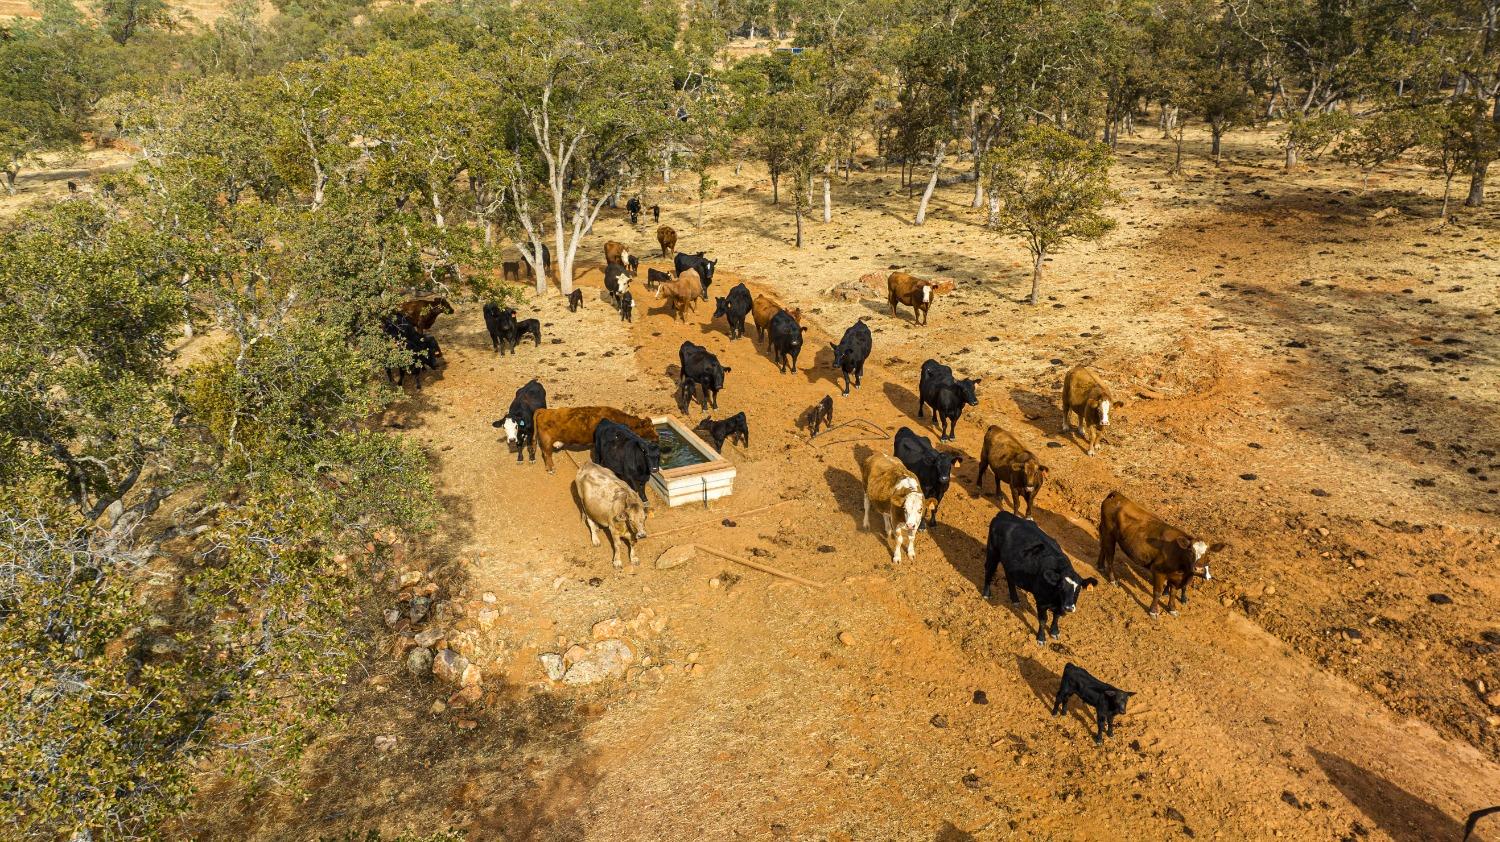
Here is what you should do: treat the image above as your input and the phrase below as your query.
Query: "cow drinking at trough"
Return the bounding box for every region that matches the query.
[713,284,753,340]
[887,272,953,325]
[768,310,806,373]
[893,426,961,528]
[674,252,717,300]
[917,360,980,441]
[532,407,659,473]
[983,511,1097,645]
[591,418,661,505]
[573,461,648,569]
[1062,365,1115,455]
[695,412,749,452]
[1097,491,1223,617]
[830,321,872,396]
[750,294,800,343]
[861,454,927,564]
[654,270,701,322]
[657,225,677,257]
[678,341,731,412]
[490,378,547,463]
[1053,663,1134,745]
[976,425,1048,519]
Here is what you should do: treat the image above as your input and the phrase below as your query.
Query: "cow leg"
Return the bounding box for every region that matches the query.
[1005,573,1020,606]
[1052,687,1071,717]
[541,443,555,474]
[583,512,600,547]
[841,372,850,397]
[1178,582,1189,604]
[1097,530,1116,583]
[607,528,623,570]
[861,494,870,529]
[710,387,718,410]
[1148,574,1164,617]
[881,511,892,539]
[1094,708,1108,744]
[975,460,987,490]
[1048,609,1061,641]
[1165,578,1180,616]
[855,362,863,388]
[905,528,916,561]
[916,398,924,419]
[1033,604,1048,646]
[1086,425,1099,456]
[981,553,999,599]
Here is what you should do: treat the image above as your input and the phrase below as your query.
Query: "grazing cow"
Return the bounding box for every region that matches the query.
[1097,491,1223,617]
[573,461,649,568]
[657,225,677,257]
[490,379,547,463]
[592,418,661,504]
[768,310,806,373]
[619,291,634,322]
[650,204,660,223]
[750,294,801,343]
[694,412,749,452]
[860,454,926,564]
[1062,365,1115,455]
[568,289,584,312]
[646,267,671,291]
[381,314,441,390]
[503,261,522,282]
[604,240,633,269]
[976,426,1048,519]
[654,270,700,321]
[887,272,954,324]
[604,263,632,306]
[678,341,731,412]
[893,427,961,528]
[674,252,717,300]
[533,406,659,473]
[917,360,980,441]
[713,284,753,340]
[396,296,454,332]
[626,196,642,224]
[1053,663,1134,745]
[829,321,872,396]
[797,395,834,437]
[983,511,1097,645]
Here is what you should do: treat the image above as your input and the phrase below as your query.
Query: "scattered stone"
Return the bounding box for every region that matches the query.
[457,719,478,730]
[1164,806,1186,823]
[722,519,737,527]
[482,591,497,604]
[592,618,627,640]
[477,608,499,629]
[1316,527,1329,537]
[405,646,433,677]
[430,700,446,715]
[538,653,565,681]
[562,639,635,685]
[973,690,988,705]
[656,545,697,570]
[1310,488,1329,497]
[1240,473,1258,481]
[817,544,837,553]
[1484,690,1500,709]
[931,713,949,729]
[838,631,856,647]
[709,577,722,589]
[433,649,472,685]
[408,596,432,623]
[383,608,402,629]
[962,773,981,790]
[448,684,483,707]
[1428,593,1453,605]
[414,627,443,648]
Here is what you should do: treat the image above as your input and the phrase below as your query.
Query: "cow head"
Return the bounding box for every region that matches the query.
[1090,388,1115,426]
[1046,568,1098,613]
[702,257,717,283]
[1104,688,1135,717]
[1175,537,1225,580]
[614,496,649,540]
[933,453,962,488]
[431,297,454,315]
[958,378,981,406]
[894,480,925,561]
[501,416,520,443]
[1012,455,1048,495]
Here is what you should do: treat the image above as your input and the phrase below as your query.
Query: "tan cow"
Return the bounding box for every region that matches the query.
[750,294,802,344]
[573,461,649,568]
[654,269,701,321]
[1097,491,1224,616]
[975,425,1049,519]
[887,272,954,325]
[1062,366,1115,455]
[861,453,926,564]
[657,225,677,257]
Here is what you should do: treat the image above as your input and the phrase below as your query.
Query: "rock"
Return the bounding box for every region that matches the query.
[1240,473,1258,481]
[592,618,627,640]
[383,608,402,629]
[1316,527,1329,537]
[973,690,988,705]
[930,713,948,729]
[482,591,497,604]
[837,631,856,647]
[399,570,422,587]
[406,646,434,677]
[433,649,472,685]
[430,700,446,715]
[408,596,432,623]
[1310,488,1329,497]
[564,644,589,666]
[448,684,483,707]
[962,773,981,790]
[476,608,499,629]
[539,653,565,681]
[457,719,478,730]
[656,545,697,570]
[1264,585,1277,596]
[709,577,721,589]
[562,639,636,685]
[1484,690,1500,709]
[1165,807,1186,823]
[414,627,443,648]
[1428,593,1453,605]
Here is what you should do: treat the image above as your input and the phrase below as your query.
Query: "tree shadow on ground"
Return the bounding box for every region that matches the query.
[1310,748,1471,842]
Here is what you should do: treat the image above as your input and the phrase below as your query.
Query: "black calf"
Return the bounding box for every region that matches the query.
[694,412,749,452]
[568,289,583,312]
[1053,663,1134,744]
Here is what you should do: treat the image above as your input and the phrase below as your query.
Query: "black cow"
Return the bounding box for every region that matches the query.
[678,341,730,412]
[650,204,660,223]
[893,426,962,528]
[619,291,634,322]
[490,379,547,463]
[713,284,753,340]
[381,314,440,390]
[604,263,631,306]
[674,252,717,300]
[917,359,980,441]
[983,511,1097,645]
[830,321,872,396]
[626,196,642,224]
[513,318,542,349]
[646,267,671,291]
[694,412,749,452]
[568,289,583,312]
[484,304,542,354]
[591,418,661,504]
[768,310,805,373]
[1053,663,1134,745]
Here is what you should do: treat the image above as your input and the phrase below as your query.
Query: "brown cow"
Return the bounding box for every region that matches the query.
[887,272,954,325]
[657,225,677,257]
[750,294,802,344]
[1062,366,1115,456]
[861,454,927,564]
[396,297,455,332]
[604,240,632,267]
[1097,490,1224,617]
[654,269,700,321]
[975,425,1048,519]
[533,406,659,473]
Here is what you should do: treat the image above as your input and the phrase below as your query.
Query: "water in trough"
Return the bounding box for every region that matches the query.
[655,423,712,470]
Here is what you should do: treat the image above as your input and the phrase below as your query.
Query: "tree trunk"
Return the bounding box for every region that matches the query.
[1211,125,1223,163]
[1171,123,1185,175]
[1284,136,1298,170]
[3,168,16,195]
[1466,159,1488,208]
[914,146,945,226]
[1442,172,1455,220]
[663,152,672,185]
[822,166,831,223]
[795,205,803,247]
[971,149,984,208]
[1029,249,1044,306]
[771,171,779,204]
[986,190,998,227]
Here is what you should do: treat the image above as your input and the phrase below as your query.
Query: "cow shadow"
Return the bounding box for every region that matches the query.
[1007,387,1061,439]
[800,343,841,390]
[1309,748,1470,842]
[881,381,925,425]
[823,465,866,529]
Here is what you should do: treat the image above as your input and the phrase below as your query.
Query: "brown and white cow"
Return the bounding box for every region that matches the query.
[887,272,954,325]
[654,269,701,321]
[1097,490,1224,617]
[573,461,649,568]
[861,453,927,564]
[976,425,1048,519]
[1062,365,1115,456]
[657,225,677,257]
[604,240,633,268]
[750,294,801,344]
[533,406,659,473]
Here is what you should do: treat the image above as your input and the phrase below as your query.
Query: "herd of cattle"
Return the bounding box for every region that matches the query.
[381,212,1231,745]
